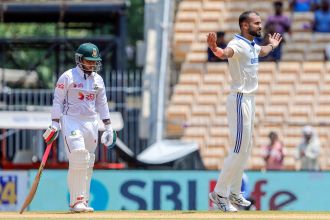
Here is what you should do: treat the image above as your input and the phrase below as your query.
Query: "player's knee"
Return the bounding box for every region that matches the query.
[69,149,90,169]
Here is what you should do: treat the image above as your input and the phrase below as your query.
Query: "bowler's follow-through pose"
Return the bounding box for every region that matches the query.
[43,43,116,212]
[207,11,282,212]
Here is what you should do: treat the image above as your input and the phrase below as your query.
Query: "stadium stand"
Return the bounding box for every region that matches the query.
[169,0,330,170]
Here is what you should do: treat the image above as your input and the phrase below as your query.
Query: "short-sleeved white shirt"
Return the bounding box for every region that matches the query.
[227,34,261,94]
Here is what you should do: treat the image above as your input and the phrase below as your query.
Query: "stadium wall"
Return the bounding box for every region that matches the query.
[0,170,328,211]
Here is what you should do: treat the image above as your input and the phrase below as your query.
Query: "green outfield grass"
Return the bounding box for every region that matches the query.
[2,211,330,220]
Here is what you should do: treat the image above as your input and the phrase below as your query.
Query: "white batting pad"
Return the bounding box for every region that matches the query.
[67,149,90,207]
[86,152,95,204]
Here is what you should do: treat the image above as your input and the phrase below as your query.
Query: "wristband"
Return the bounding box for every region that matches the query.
[269,44,274,52]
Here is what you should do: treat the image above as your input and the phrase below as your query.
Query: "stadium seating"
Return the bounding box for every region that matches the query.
[167,61,330,170]
[170,0,330,170]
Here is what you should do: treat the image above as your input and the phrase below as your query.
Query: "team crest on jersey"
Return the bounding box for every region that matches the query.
[93,84,99,90]
[92,48,97,57]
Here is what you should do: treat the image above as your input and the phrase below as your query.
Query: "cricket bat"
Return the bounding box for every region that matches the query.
[19,141,54,214]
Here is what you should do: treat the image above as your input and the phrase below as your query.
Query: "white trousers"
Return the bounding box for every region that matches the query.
[61,115,98,154]
[214,92,255,197]
[61,115,98,206]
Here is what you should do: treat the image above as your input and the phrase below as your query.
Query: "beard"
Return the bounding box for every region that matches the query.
[248,28,262,37]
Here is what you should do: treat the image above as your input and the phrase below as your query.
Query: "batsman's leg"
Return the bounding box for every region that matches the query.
[85,152,95,211]
[82,119,98,212]
[61,115,92,212]
[67,149,90,212]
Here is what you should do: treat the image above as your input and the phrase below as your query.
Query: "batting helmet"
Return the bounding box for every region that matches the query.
[75,42,102,72]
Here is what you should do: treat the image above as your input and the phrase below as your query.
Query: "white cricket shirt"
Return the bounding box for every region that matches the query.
[227,34,261,94]
[51,66,110,120]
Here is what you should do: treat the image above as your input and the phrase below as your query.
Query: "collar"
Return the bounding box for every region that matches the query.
[235,34,255,46]
[75,66,95,79]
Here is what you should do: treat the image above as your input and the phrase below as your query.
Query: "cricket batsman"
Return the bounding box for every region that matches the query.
[42,42,116,212]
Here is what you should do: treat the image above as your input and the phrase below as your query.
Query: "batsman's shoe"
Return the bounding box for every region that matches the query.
[85,205,94,212]
[85,201,94,212]
[85,202,94,212]
[209,191,237,212]
[229,193,251,207]
[70,202,89,213]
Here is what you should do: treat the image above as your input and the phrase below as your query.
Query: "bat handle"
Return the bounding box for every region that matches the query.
[41,142,53,164]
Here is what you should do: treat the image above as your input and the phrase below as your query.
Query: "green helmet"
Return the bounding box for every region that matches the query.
[75,42,102,72]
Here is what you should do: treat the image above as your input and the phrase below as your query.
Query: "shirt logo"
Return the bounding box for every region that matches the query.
[93,84,99,90]
[86,93,95,101]
[250,58,259,64]
[73,83,83,88]
[78,92,95,101]
[56,83,64,89]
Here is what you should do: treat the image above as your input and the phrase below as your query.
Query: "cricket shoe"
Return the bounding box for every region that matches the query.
[209,191,237,212]
[229,193,251,207]
[70,202,90,213]
[85,203,94,212]
[85,205,94,212]
[85,200,94,212]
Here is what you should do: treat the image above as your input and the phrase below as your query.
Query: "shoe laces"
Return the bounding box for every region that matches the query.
[231,192,245,202]
[215,194,230,210]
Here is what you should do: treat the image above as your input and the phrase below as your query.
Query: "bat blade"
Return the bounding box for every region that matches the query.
[19,165,44,214]
[19,142,53,214]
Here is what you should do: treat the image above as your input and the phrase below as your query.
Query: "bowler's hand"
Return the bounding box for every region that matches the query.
[268,33,282,48]
[207,32,218,51]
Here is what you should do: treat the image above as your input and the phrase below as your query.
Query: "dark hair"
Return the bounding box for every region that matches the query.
[274,1,283,7]
[268,131,278,139]
[238,11,259,28]
[216,31,225,38]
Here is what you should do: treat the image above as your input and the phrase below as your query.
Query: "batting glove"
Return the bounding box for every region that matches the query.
[43,121,60,145]
[101,124,117,149]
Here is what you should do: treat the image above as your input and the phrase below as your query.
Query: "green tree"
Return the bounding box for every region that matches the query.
[0,0,145,88]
